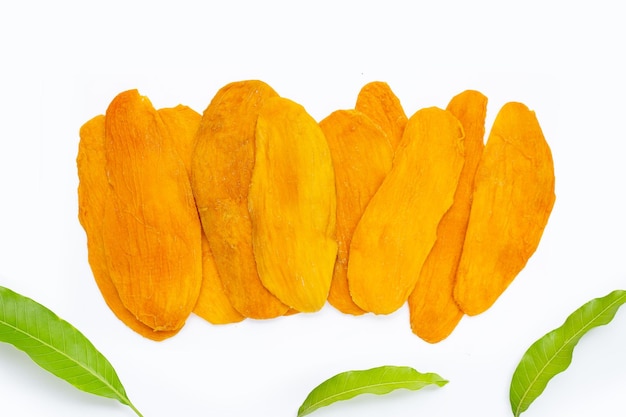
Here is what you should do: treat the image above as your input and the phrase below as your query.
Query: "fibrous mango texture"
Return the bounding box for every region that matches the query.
[190,80,289,319]
[319,110,393,315]
[78,82,555,343]
[78,115,179,341]
[77,90,203,339]
[158,105,202,176]
[453,102,555,316]
[355,81,408,151]
[160,104,244,325]
[248,97,338,313]
[103,90,202,332]
[347,107,466,314]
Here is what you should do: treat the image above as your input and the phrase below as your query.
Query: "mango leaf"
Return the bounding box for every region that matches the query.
[0,285,143,416]
[297,365,448,417]
[510,289,626,417]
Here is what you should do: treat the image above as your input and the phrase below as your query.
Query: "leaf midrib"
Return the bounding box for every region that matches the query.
[303,378,426,413]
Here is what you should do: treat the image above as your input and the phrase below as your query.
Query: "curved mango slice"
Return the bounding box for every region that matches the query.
[319,110,393,315]
[249,97,337,312]
[347,107,465,314]
[190,80,289,319]
[454,102,555,316]
[408,90,487,343]
[102,90,202,332]
[77,115,180,341]
[160,105,245,325]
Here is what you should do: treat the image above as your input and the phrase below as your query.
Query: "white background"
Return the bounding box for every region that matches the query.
[1,1,625,416]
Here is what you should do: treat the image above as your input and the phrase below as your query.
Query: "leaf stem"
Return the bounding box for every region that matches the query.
[128,402,144,417]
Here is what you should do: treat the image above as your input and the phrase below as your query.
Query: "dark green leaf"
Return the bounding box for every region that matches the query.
[297,365,447,417]
[510,289,626,417]
[0,285,143,416]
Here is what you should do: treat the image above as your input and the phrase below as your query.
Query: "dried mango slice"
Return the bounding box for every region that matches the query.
[158,105,201,175]
[159,104,244,325]
[347,107,465,314]
[284,308,300,316]
[77,115,178,341]
[190,80,289,319]
[319,110,393,315]
[408,90,487,343]
[193,233,245,324]
[102,89,202,332]
[355,81,408,151]
[248,97,337,313]
[454,102,555,316]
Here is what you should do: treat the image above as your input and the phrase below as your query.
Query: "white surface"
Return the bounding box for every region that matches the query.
[1,1,625,416]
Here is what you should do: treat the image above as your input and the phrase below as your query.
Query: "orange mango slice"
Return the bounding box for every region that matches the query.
[348,107,465,314]
[408,90,487,342]
[319,109,393,315]
[454,102,556,316]
[191,80,289,319]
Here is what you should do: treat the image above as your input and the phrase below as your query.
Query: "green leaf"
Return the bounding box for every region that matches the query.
[0,285,143,416]
[510,289,626,417]
[297,365,448,417]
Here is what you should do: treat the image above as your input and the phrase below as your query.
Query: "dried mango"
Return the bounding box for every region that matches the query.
[355,81,408,151]
[408,90,487,343]
[248,97,337,312]
[102,89,202,332]
[453,102,555,316]
[77,115,178,341]
[193,233,245,324]
[347,107,465,314]
[158,105,202,176]
[159,105,244,325]
[190,80,289,319]
[319,110,393,315]
[78,82,555,342]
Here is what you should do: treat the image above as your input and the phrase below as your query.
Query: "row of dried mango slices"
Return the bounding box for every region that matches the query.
[77,80,555,343]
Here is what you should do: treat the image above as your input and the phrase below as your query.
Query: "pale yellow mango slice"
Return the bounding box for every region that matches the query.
[248,97,338,313]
